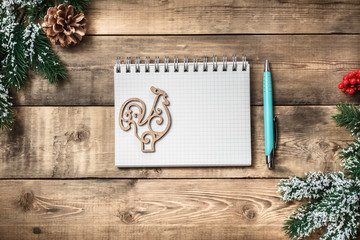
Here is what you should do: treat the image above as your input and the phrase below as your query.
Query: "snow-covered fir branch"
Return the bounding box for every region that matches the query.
[278,172,346,202]
[0,0,72,129]
[279,104,360,240]
[0,75,14,129]
[337,138,360,179]
[280,172,360,240]
[0,0,44,13]
[23,22,41,63]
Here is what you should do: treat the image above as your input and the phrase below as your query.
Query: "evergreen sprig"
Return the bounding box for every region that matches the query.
[338,138,360,179]
[0,0,89,129]
[27,0,89,19]
[24,22,67,84]
[279,104,360,240]
[333,103,360,137]
[0,81,14,130]
[1,22,27,90]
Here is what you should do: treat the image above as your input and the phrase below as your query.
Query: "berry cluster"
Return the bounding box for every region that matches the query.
[338,70,360,94]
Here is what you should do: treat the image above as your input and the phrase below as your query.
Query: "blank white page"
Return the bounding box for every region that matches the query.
[114,62,251,167]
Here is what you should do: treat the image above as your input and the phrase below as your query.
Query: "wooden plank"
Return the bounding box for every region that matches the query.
[0,106,348,179]
[85,0,360,34]
[0,179,298,240]
[13,35,360,106]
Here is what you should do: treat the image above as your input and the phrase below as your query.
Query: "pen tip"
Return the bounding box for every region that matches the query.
[266,155,273,169]
[264,60,270,72]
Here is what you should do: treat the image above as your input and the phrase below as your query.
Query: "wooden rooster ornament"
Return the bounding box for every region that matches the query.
[119,86,171,152]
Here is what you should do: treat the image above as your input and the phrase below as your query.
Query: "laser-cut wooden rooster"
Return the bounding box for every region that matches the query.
[119,86,171,152]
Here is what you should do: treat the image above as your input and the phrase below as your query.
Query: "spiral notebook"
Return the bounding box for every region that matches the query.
[114,56,251,167]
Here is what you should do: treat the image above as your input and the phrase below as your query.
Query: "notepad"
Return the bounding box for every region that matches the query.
[114,56,251,167]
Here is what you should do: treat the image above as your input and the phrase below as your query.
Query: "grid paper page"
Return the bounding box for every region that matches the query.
[114,62,251,167]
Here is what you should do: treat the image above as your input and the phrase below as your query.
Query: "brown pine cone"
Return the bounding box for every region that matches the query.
[41,4,87,48]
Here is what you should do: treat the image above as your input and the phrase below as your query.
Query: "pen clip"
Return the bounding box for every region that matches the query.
[273,116,278,150]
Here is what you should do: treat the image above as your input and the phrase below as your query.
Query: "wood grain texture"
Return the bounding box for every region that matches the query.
[0,106,347,178]
[13,35,360,106]
[3,1,359,239]
[0,179,297,240]
[85,0,360,34]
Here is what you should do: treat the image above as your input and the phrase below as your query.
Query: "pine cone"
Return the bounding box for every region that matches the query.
[41,4,87,48]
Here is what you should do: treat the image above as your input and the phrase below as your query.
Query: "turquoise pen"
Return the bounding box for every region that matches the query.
[263,60,277,169]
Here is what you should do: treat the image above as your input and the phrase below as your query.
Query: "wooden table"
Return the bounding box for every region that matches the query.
[1,1,359,239]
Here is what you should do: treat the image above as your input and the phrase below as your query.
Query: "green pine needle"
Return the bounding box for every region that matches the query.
[31,29,67,84]
[66,0,90,12]
[0,84,14,130]
[27,0,57,19]
[28,0,90,19]
[332,103,360,137]
[283,201,322,239]
[0,1,89,129]
[279,104,360,240]
[1,24,28,90]
[339,139,360,179]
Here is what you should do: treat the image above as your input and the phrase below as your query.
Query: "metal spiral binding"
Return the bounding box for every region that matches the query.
[242,55,247,71]
[145,56,150,72]
[116,55,247,73]
[135,57,140,73]
[126,57,131,73]
[193,56,198,72]
[223,56,227,71]
[203,56,208,72]
[184,56,189,72]
[213,55,218,71]
[174,56,179,72]
[116,57,121,73]
[164,56,169,72]
[232,55,237,71]
[155,56,160,72]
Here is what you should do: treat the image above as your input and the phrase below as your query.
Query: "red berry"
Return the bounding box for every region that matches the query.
[343,79,349,86]
[357,69,360,75]
[343,75,349,81]
[338,83,344,89]
[350,78,356,85]
[348,72,354,78]
[356,79,360,84]
[342,88,347,93]
[352,71,357,76]
[349,88,355,94]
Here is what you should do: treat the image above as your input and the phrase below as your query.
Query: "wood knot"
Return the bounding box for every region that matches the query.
[241,204,257,220]
[127,179,138,188]
[65,126,90,143]
[18,191,35,212]
[154,168,162,174]
[32,227,42,234]
[117,210,136,224]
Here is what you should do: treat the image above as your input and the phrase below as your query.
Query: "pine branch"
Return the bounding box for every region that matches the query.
[0,37,4,57]
[339,139,360,179]
[283,180,360,240]
[332,103,360,137]
[278,172,341,202]
[65,0,90,12]
[24,22,67,84]
[283,200,326,239]
[0,21,13,129]
[27,0,57,20]
[1,22,28,90]
[0,81,14,130]
[28,0,90,19]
